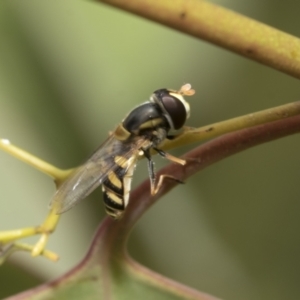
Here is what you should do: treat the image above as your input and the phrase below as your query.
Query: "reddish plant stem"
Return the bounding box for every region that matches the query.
[8,115,300,300]
[108,114,300,254]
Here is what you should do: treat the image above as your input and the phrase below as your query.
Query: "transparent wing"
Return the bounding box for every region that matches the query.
[50,135,150,214]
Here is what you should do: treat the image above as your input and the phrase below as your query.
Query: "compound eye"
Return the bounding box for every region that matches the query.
[161,95,187,130]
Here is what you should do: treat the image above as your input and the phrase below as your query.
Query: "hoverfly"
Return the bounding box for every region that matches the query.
[50,84,195,219]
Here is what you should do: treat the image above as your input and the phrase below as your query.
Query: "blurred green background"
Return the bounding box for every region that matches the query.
[0,1,300,299]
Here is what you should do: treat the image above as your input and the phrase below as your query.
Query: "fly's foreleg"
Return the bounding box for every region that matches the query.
[143,148,184,196]
[153,147,186,166]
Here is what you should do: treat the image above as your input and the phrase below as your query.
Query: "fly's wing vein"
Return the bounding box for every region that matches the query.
[50,135,150,214]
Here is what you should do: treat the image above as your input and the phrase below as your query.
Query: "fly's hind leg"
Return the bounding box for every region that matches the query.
[143,148,184,196]
[151,174,184,195]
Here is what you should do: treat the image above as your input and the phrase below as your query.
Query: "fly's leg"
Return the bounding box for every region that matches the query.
[143,149,156,193]
[143,149,184,196]
[151,174,184,195]
[153,147,186,166]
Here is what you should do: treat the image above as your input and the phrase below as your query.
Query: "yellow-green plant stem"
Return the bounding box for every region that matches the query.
[0,228,39,244]
[0,139,72,184]
[97,0,300,79]
[0,207,60,261]
[162,101,300,150]
[31,207,60,257]
[0,242,58,264]
[0,141,64,261]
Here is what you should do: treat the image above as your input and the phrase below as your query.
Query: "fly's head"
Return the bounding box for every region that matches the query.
[150,83,195,131]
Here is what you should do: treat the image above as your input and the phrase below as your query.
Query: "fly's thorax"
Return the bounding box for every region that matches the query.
[115,102,170,140]
[148,127,168,148]
[114,123,131,141]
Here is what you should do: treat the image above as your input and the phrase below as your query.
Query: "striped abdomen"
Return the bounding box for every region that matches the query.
[102,155,136,219]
